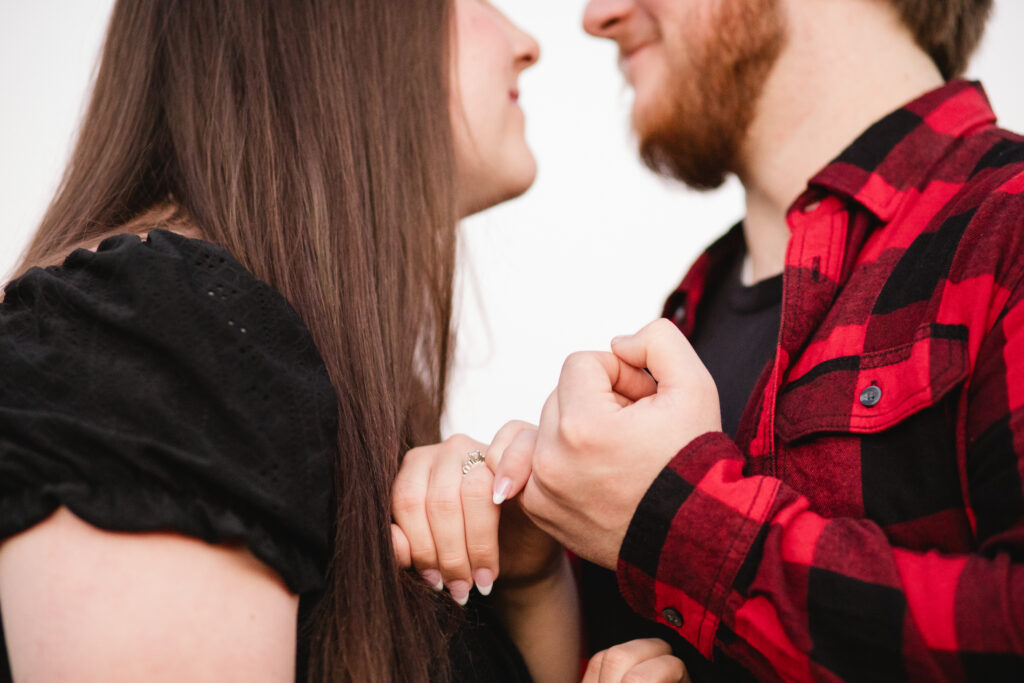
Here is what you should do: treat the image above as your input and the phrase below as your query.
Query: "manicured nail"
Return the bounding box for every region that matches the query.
[421,569,443,591]
[448,580,471,606]
[474,569,494,596]
[493,477,513,505]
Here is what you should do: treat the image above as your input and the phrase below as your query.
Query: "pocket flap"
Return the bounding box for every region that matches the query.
[775,323,968,443]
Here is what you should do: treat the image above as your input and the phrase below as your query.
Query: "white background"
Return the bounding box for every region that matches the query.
[2,1,1023,442]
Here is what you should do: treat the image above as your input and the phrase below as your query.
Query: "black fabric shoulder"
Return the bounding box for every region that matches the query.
[0,230,336,594]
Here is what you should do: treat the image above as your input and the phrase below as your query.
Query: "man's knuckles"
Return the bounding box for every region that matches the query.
[649,316,681,338]
[529,444,577,496]
[519,480,555,524]
[555,408,600,450]
[560,350,599,377]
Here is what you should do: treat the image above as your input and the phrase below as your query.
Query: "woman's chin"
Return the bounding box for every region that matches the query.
[459,162,538,218]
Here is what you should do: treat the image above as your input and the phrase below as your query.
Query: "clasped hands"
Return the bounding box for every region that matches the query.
[391,319,719,676]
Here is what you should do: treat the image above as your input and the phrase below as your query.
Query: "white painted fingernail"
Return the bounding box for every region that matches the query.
[493,477,512,505]
[474,569,494,596]
[421,569,443,591]
[449,580,471,606]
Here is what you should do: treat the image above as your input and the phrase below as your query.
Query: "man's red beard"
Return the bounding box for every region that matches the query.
[638,0,786,190]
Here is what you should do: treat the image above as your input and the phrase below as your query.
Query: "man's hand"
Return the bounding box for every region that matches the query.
[491,319,722,569]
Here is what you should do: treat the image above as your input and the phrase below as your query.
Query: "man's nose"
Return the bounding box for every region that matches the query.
[582,0,634,38]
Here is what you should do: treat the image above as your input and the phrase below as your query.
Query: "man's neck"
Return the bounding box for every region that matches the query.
[738,0,944,283]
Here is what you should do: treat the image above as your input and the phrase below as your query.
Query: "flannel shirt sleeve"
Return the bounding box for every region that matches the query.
[616,281,1024,681]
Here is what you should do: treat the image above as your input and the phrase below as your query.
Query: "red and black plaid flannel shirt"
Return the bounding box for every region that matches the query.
[616,80,1024,681]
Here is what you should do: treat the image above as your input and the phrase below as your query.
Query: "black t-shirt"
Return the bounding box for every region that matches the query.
[0,231,529,682]
[581,237,781,683]
[690,241,782,439]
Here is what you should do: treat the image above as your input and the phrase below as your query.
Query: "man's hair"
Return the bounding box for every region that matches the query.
[889,0,994,80]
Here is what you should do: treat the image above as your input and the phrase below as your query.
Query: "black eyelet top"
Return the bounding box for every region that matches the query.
[0,230,532,681]
[0,230,336,592]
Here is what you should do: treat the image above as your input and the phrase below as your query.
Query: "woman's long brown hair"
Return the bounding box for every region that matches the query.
[17,1,458,680]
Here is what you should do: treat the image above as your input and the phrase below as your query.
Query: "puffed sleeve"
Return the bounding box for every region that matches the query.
[0,230,336,594]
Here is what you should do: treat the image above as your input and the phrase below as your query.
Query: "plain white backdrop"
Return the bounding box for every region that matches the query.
[2,1,1023,442]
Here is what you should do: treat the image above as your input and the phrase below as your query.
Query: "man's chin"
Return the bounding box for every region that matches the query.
[637,122,734,191]
[631,99,672,148]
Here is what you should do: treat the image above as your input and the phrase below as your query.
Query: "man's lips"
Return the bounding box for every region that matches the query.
[618,42,653,80]
[621,41,652,61]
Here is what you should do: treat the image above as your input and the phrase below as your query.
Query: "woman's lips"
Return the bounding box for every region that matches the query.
[510,89,520,103]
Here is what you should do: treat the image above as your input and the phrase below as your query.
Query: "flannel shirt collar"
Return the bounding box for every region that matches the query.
[804,80,997,222]
[665,81,997,333]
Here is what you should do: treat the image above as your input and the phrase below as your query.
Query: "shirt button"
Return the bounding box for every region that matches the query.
[860,384,882,407]
[662,607,684,627]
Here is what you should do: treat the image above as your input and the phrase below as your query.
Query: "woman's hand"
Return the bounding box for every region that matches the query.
[583,639,690,683]
[391,428,561,605]
[485,421,565,584]
[393,428,582,682]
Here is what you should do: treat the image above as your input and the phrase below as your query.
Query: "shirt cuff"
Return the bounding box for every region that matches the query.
[616,431,779,658]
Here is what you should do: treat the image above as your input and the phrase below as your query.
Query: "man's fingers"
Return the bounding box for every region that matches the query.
[557,351,622,402]
[556,350,659,418]
[490,425,538,504]
[611,361,659,402]
[610,318,703,390]
[460,463,500,595]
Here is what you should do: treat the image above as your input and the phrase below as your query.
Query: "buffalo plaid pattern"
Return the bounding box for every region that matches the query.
[616,80,1024,681]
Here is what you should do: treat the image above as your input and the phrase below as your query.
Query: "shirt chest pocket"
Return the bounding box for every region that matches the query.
[772,324,973,549]
[775,323,969,442]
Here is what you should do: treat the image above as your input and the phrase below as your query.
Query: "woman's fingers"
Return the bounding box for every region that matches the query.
[496,427,538,504]
[391,446,441,589]
[582,639,686,683]
[582,650,605,683]
[390,524,411,568]
[597,638,671,681]
[625,655,690,683]
[486,420,533,476]
[393,434,518,605]
[487,419,540,504]
[425,447,474,605]
[460,462,500,595]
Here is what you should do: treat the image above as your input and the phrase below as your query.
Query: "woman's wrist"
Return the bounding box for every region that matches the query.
[491,551,574,610]
[491,552,581,683]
